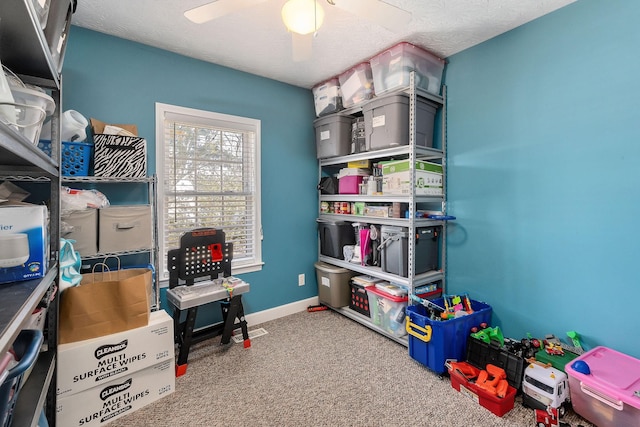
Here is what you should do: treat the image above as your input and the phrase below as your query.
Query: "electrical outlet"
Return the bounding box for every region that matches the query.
[298,273,305,286]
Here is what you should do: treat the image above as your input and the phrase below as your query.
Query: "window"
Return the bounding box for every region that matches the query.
[155,103,262,281]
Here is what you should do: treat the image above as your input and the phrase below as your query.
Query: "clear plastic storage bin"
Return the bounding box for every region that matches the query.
[312,77,342,117]
[370,42,445,96]
[338,62,374,108]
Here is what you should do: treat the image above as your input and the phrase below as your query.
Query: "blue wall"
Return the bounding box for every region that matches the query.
[445,0,640,358]
[64,0,640,358]
[62,27,320,315]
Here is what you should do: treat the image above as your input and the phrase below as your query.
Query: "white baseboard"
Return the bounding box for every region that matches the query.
[245,296,319,326]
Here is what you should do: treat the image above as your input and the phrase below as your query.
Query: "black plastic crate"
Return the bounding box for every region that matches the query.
[349,283,370,317]
[465,336,525,392]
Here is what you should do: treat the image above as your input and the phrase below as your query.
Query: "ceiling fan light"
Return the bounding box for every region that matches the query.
[281,0,324,35]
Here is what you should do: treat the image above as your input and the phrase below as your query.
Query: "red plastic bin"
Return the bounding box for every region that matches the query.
[448,361,517,417]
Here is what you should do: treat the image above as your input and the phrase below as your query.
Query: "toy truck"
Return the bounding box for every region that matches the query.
[522,359,571,415]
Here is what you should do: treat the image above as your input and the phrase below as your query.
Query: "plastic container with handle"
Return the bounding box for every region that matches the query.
[0,329,44,427]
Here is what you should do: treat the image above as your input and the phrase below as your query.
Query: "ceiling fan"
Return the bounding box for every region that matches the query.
[184,0,412,61]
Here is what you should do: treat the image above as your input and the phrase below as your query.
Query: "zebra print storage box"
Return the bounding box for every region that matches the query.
[93,134,147,178]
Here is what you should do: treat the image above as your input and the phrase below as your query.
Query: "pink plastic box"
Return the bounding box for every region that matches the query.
[565,346,640,427]
[338,175,364,194]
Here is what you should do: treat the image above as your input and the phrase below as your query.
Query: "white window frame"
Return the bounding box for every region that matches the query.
[155,102,263,283]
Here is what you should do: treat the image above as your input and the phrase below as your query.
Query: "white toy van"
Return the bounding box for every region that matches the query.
[522,360,571,414]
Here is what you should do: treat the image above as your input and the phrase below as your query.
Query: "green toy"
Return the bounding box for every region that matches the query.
[471,326,504,347]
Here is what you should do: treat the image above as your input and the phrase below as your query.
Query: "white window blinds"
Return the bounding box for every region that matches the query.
[156,103,262,280]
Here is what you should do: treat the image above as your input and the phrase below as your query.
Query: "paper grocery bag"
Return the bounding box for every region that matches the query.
[58,268,151,344]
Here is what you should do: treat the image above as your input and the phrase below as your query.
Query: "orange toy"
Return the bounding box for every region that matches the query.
[476,364,509,398]
[448,361,480,381]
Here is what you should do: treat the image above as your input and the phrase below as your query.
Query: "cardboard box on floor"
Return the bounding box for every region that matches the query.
[57,310,174,398]
[56,359,175,427]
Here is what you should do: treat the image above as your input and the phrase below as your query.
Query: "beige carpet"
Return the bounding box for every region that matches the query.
[108,309,594,427]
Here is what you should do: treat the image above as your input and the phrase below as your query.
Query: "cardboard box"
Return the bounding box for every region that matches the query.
[57,310,174,397]
[93,134,147,178]
[62,209,98,256]
[347,159,371,169]
[363,205,392,218]
[98,205,152,253]
[56,359,175,427]
[382,159,442,196]
[90,118,138,136]
[0,204,48,284]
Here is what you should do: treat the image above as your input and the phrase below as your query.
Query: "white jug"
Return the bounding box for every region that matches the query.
[41,109,89,142]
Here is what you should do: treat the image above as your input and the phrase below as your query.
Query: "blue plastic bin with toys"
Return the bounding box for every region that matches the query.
[406,297,492,374]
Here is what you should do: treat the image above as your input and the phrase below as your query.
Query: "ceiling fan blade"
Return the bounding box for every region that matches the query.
[184,0,269,24]
[291,32,313,62]
[330,0,412,32]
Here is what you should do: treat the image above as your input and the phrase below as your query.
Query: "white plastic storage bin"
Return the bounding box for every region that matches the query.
[338,62,374,108]
[314,115,352,159]
[312,77,342,117]
[6,85,55,144]
[314,262,357,308]
[363,93,437,150]
[370,42,445,96]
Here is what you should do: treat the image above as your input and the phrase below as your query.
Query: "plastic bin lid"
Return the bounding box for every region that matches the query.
[367,285,408,302]
[316,218,352,225]
[312,77,339,90]
[314,261,352,274]
[567,346,640,407]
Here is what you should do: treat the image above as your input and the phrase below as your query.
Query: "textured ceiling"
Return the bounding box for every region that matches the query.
[71,0,576,89]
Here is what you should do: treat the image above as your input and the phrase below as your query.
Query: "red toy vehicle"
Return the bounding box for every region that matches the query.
[534,406,584,427]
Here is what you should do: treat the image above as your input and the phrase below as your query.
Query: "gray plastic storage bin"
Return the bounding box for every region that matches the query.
[363,94,437,151]
[315,262,357,307]
[379,225,439,277]
[314,115,352,159]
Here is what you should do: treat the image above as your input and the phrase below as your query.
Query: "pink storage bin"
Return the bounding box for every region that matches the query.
[565,346,640,427]
[338,62,374,108]
[339,176,364,194]
[370,41,445,96]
